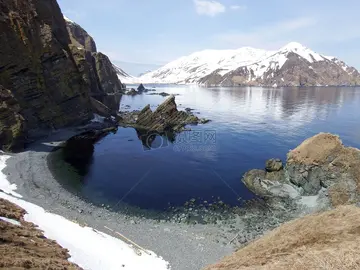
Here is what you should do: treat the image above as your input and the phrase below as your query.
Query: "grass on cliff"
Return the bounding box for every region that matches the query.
[204,205,360,270]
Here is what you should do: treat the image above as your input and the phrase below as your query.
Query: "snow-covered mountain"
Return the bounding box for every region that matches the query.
[139,42,360,87]
[112,64,139,85]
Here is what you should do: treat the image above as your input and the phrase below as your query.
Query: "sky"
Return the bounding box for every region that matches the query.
[58,0,360,76]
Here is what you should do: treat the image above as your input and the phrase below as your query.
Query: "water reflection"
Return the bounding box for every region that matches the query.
[52,86,360,211]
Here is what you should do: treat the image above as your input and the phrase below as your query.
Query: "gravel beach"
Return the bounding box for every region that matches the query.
[2,128,309,270]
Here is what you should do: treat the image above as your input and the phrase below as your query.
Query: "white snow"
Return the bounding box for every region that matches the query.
[0,216,21,226]
[139,42,352,85]
[64,16,74,24]
[91,113,105,123]
[0,155,170,270]
[0,155,22,198]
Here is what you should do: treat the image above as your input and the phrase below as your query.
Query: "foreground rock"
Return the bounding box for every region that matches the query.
[119,95,208,133]
[204,205,360,270]
[0,198,81,269]
[242,133,360,207]
[0,1,126,151]
[0,0,93,151]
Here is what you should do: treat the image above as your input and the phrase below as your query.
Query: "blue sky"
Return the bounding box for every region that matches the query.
[58,0,360,75]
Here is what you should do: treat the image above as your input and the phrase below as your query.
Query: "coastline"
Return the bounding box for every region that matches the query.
[0,127,323,270]
[1,128,235,270]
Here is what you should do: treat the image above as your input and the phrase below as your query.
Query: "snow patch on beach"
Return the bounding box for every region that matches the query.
[0,155,170,270]
[0,155,22,198]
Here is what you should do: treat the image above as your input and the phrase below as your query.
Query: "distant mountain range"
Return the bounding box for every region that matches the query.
[126,42,360,87]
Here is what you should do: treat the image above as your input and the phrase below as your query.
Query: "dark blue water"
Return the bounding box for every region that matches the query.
[51,86,360,211]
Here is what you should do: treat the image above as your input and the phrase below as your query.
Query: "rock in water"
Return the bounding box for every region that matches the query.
[242,133,360,207]
[137,84,146,92]
[121,95,203,133]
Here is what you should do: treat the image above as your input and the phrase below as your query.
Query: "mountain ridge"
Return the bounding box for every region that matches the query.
[138,42,360,87]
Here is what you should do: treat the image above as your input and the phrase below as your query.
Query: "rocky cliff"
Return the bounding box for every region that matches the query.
[0,0,125,151]
[65,17,124,113]
[0,0,94,151]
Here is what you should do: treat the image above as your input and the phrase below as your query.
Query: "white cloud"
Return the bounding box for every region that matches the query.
[230,5,246,10]
[194,0,226,17]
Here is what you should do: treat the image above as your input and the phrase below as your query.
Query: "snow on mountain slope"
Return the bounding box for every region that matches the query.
[139,42,360,86]
[112,64,139,84]
[140,47,275,84]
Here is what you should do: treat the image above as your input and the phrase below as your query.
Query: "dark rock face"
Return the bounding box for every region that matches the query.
[0,87,25,151]
[0,0,93,151]
[65,20,123,114]
[65,18,97,53]
[137,84,146,92]
[242,133,360,207]
[93,52,123,94]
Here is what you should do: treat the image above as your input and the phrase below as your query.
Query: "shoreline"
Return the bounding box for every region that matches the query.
[1,127,321,270]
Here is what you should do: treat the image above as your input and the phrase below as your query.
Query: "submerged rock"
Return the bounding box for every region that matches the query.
[242,133,360,207]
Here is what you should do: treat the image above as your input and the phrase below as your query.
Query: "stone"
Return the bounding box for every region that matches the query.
[121,95,205,134]
[265,159,283,172]
[241,133,360,207]
[137,84,146,92]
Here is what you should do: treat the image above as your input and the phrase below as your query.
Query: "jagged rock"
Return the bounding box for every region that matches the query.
[137,84,146,92]
[266,158,283,172]
[65,19,123,114]
[120,95,205,133]
[242,133,360,207]
[93,52,123,94]
[125,89,138,96]
[65,17,97,52]
[0,0,93,151]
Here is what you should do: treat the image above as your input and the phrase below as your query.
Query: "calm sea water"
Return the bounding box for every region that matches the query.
[50,86,360,212]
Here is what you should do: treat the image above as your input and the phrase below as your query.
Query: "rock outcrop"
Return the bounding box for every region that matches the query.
[0,0,126,151]
[242,133,360,207]
[0,0,93,151]
[120,95,204,133]
[65,18,124,114]
[65,16,97,53]
[0,87,25,151]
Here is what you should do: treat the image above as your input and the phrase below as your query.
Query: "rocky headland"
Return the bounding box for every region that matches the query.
[0,0,124,152]
[242,133,360,208]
